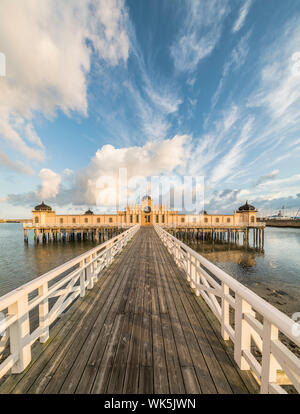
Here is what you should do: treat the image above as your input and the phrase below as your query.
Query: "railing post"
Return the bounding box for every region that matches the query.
[221,282,229,341]
[187,252,191,283]
[92,253,97,282]
[8,292,31,373]
[194,258,200,296]
[86,256,94,290]
[38,282,49,343]
[190,254,196,289]
[234,295,252,369]
[260,319,278,394]
[80,260,85,297]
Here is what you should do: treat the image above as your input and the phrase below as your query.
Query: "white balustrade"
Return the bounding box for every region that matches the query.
[0,224,140,379]
[154,224,300,394]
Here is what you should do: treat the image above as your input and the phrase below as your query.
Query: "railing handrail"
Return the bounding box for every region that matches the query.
[154,224,300,394]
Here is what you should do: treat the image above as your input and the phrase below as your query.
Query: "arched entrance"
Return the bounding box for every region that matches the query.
[142,205,152,226]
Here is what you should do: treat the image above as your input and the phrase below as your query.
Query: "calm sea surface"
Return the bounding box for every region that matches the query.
[0,224,299,316]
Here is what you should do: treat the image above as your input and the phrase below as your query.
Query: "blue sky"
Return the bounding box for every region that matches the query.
[0,0,300,217]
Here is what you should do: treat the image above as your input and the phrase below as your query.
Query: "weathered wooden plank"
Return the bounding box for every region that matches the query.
[0,247,125,394]
[0,227,257,394]
[60,243,138,394]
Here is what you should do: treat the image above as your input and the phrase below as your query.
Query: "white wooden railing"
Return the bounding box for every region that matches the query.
[0,224,140,379]
[155,225,300,394]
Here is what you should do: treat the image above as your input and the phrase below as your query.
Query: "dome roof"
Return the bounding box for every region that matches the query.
[34,201,52,211]
[84,208,94,215]
[238,201,256,212]
[142,195,151,201]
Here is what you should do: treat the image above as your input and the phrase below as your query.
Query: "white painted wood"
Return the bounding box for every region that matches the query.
[261,320,279,393]
[234,295,252,370]
[8,293,31,373]
[221,283,230,341]
[38,282,49,343]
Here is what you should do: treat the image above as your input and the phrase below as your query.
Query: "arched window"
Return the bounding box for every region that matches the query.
[85,218,88,223]
[216,218,220,223]
[60,218,63,224]
[97,218,100,223]
[204,218,208,223]
[227,218,231,223]
[35,216,39,224]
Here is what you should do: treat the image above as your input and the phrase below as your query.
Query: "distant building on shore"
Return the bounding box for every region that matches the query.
[31,198,258,227]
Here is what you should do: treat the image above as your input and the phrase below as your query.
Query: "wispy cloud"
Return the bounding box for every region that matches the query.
[171,0,230,72]
[212,32,251,108]
[209,116,254,186]
[232,0,253,33]
[255,169,280,186]
[0,151,34,175]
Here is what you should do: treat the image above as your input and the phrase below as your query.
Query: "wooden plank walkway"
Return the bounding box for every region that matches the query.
[0,227,258,394]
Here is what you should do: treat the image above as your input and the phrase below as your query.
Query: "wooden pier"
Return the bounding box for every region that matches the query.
[0,225,299,394]
[165,224,265,249]
[23,224,126,243]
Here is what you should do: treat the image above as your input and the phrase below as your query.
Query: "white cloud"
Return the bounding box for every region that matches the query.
[0,0,130,162]
[4,135,191,209]
[72,135,191,206]
[248,18,300,120]
[232,0,252,33]
[38,168,61,199]
[171,0,230,72]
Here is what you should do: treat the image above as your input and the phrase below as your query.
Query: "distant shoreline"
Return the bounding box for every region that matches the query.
[263,219,300,228]
[0,219,32,223]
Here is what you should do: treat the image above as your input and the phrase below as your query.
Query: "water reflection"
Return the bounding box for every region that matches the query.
[188,240,264,268]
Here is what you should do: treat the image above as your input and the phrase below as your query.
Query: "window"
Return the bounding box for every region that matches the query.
[72,218,76,223]
[60,218,63,224]
[109,218,113,223]
[216,218,219,223]
[35,216,39,224]
[162,215,165,223]
[204,218,208,223]
[193,218,196,223]
[130,215,133,223]
[97,218,100,223]
[85,218,88,223]
[227,218,230,223]
[251,216,255,223]
[136,215,139,223]
[181,217,185,223]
